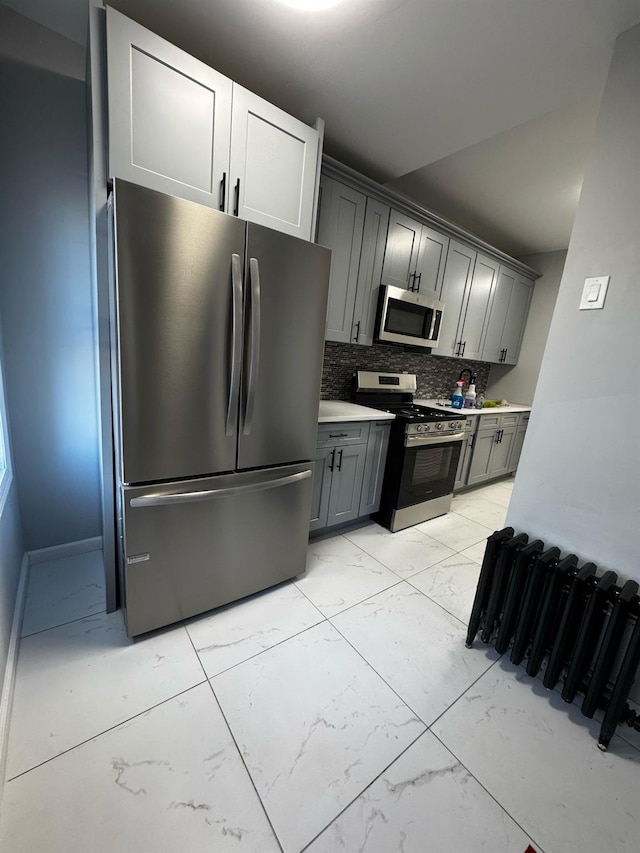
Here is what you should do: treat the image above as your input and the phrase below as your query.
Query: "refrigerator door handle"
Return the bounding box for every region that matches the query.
[243,257,261,435]
[129,469,312,507]
[226,253,244,437]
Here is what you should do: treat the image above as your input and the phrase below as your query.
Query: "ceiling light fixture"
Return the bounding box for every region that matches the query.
[276,0,344,11]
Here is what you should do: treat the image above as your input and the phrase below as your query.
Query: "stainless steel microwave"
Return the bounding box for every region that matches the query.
[375,284,445,349]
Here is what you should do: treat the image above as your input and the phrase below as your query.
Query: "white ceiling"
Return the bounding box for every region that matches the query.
[4,0,640,255]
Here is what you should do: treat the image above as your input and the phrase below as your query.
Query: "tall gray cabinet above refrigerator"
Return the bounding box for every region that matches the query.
[111,180,330,636]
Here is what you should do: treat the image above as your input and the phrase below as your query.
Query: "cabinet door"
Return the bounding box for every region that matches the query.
[316,177,366,343]
[359,423,391,515]
[415,224,450,299]
[310,447,334,532]
[436,240,476,357]
[466,428,496,486]
[481,267,516,363]
[229,85,320,239]
[352,198,390,346]
[487,426,517,478]
[381,210,422,289]
[501,276,533,364]
[508,425,528,473]
[459,253,499,362]
[106,8,231,209]
[327,443,367,527]
[454,436,474,491]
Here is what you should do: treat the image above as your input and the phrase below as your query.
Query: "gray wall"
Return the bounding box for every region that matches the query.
[0,482,24,688]
[508,23,640,584]
[0,18,101,550]
[486,250,565,406]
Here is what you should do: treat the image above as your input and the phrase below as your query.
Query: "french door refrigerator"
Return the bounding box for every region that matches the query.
[111,180,330,636]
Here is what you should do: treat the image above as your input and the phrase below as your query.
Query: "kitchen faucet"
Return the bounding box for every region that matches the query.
[458,368,473,385]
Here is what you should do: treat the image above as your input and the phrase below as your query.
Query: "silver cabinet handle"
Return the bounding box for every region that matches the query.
[130,470,312,507]
[226,253,243,437]
[243,257,261,435]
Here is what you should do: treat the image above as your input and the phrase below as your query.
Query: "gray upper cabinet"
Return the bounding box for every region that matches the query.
[381,211,449,296]
[229,86,320,239]
[317,176,366,343]
[106,8,231,210]
[106,8,320,239]
[436,244,498,361]
[481,267,533,365]
[317,177,390,345]
[435,240,476,357]
[461,254,500,361]
[352,197,390,345]
[499,274,533,365]
[381,211,421,289]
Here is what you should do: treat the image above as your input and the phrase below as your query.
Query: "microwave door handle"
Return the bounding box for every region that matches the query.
[243,257,261,435]
[226,253,243,436]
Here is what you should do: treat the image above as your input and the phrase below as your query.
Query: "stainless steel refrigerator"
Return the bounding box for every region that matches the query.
[110,180,330,636]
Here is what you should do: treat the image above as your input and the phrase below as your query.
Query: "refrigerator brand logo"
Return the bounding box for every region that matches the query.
[127,553,150,564]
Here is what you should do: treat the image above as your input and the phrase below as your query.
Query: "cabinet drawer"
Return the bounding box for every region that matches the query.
[317,421,370,446]
[519,412,530,426]
[477,411,519,431]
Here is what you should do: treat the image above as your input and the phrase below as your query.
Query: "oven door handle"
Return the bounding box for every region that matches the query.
[404,431,465,448]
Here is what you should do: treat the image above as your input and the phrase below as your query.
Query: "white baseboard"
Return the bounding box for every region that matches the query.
[0,552,29,790]
[28,536,103,566]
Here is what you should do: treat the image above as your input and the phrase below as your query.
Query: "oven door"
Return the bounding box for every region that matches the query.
[397,435,462,510]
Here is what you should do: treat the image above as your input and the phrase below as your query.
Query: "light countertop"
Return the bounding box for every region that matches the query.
[415,398,532,416]
[318,401,396,423]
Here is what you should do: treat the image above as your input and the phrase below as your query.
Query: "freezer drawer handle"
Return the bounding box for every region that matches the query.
[243,257,261,435]
[226,253,243,437]
[129,469,313,507]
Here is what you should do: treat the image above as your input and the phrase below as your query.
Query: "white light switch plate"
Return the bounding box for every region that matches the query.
[580,275,609,310]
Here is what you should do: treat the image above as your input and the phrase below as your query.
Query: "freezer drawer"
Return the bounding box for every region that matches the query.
[122,462,313,636]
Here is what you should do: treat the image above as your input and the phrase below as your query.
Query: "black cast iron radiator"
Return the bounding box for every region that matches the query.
[466,527,640,750]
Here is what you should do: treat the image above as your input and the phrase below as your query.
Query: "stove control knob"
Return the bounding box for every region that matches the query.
[437,423,444,431]
[451,422,457,429]
[416,424,424,432]
[425,424,431,432]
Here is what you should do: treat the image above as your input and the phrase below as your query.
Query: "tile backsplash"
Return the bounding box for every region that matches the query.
[321,341,491,401]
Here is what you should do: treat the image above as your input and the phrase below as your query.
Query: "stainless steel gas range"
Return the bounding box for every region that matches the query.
[354,371,466,532]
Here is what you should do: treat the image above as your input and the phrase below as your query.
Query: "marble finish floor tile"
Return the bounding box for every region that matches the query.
[22,550,105,636]
[450,496,508,530]
[212,621,424,853]
[0,684,280,853]
[460,539,488,564]
[344,523,456,579]
[296,535,400,618]
[6,611,204,780]
[433,660,640,853]
[306,731,534,853]
[331,583,498,725]
[186,581,323,677]
[415,512,493,552]
[408,553,481,625]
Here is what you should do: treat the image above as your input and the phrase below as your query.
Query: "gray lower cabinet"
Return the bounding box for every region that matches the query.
[359,421,391,515]
[310,420,391,533]
[507,413,530,472]
[454,418,477,491]
[465,413,519,487]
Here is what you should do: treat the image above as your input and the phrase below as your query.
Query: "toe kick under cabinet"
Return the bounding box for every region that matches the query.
[310,420,391,533]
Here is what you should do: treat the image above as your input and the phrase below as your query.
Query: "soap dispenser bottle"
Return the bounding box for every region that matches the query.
[451,381,465,409]
[464,375,477,408]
